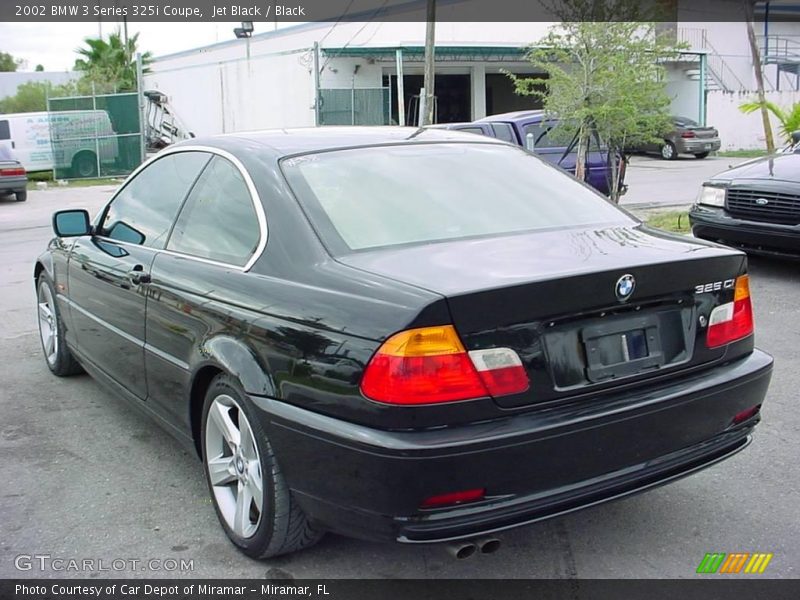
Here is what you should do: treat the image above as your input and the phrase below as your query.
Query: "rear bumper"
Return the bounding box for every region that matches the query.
[0,177,27,193]
[252,349,772,543]
[676,138,721,154]
[690,205,800,258]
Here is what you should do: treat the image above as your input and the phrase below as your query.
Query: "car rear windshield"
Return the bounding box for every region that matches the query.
[674,116,699,127]
[281,142,631,253]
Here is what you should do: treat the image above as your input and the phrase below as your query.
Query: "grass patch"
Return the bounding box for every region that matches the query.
[27,176,123,190]
[645,210,691,234]
[717,149,769,158]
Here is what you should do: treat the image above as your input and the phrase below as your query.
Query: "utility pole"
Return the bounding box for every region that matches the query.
[743,0,775,153]
[421,0,436,125]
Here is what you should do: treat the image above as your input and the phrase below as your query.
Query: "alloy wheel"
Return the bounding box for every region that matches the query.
[205,394,264,539]
[37,281,59,367]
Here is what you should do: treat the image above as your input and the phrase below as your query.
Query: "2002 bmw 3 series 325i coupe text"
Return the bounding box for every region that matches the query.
[35,128,773,558]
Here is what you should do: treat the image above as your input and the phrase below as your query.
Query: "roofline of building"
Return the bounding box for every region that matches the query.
[152,0,470,63]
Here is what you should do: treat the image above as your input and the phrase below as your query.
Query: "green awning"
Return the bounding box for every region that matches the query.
[321,45,531,62]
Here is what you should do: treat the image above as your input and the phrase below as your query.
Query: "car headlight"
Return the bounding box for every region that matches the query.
[696,185,726,207]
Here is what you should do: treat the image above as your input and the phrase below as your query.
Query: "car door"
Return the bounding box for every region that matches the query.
[144,154,264,428]
[67,151,211,399]
[521,120,611,194]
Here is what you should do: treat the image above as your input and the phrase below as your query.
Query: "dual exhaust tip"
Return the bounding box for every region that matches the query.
[445,536,502,560]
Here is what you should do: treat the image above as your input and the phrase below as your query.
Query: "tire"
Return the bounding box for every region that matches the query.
[72,152,98,178]
[15,190,27,202]
[660,141,677,160]
[36,273,83,377]
[201,374,323,558]
[694,152,710,159]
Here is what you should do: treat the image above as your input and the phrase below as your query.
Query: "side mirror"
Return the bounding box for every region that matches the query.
[53,209,91,237]
[792,130,800,144]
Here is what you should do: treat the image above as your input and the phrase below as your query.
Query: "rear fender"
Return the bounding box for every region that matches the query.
[196,335,275,397]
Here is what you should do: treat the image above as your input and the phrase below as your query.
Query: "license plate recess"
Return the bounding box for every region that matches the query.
[581,315,665,382]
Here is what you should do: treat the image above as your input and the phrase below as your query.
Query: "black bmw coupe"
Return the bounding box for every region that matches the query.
[35,127,772,558]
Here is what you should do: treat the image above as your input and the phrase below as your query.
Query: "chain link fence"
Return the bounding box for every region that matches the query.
[319,88,392,126]
[47,91,143,179]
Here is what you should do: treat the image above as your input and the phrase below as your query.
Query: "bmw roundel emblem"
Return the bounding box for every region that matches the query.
[615,274,636,301]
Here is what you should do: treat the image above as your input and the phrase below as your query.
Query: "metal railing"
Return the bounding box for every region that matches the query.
[760,35,800,63]
[678,27,749,92]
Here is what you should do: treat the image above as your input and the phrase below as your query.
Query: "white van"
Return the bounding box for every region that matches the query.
[0,111,119,176]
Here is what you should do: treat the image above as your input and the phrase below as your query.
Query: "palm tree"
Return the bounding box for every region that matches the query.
[73,30,152,93]
[740,100,800,145]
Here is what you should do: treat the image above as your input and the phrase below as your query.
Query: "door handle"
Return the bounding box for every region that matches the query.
[127,265,151,285]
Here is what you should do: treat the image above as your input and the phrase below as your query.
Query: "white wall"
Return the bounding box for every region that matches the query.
[664,62,702,122]
[707,89,800,150]
[144,48,317,135]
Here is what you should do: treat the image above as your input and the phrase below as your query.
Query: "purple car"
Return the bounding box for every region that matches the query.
[433,111,627,197]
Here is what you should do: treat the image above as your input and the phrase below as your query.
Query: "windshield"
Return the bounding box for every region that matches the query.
[281,142,632,254]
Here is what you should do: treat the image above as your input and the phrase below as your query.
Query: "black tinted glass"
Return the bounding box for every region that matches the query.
[102,151,210,248]
[167,156,260,267]
[490,122,516,143]
[0,121,9,140]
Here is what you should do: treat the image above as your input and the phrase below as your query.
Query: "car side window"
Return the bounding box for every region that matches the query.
[0,120,9,140]
[167,156,261,267]
[455,126,487,135]
[101,151,211,248]
[522,122,563,149]
[490,122,516,143]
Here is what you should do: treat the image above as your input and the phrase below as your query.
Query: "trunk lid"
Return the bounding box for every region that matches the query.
[339,225,748,407]
[683,125,718,140]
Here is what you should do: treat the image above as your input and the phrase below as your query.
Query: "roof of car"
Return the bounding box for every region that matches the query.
[478,110,547,122]
[179,126,505,157]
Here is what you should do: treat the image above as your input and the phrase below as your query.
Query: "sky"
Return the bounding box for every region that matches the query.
[0,22,286,71]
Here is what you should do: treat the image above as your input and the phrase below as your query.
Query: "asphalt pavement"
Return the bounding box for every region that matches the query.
[0,177,797,579]
[621,154,749,208]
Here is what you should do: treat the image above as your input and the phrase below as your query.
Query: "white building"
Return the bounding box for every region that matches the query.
[143,2,800,148]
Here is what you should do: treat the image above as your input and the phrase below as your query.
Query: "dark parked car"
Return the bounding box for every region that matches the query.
[0,149,27,202]
[36,127,772,559]
[431,111,626,196]
[632,116,721,160]
[690,152,800,258]
[478,111,626,196]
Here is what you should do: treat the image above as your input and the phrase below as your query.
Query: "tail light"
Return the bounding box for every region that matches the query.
[360,325,529,405]
[420,488,485,509]
[681,131,697,139]
[733,404,761,425]
[707,275,754,348]
[0,167,26,177]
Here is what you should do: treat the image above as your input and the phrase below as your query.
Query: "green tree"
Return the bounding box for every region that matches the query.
[0,51,22,72]
[35,64,44,72]
[508,0,685,202]
[0,81,49,112]
[73,30,152,93]
[740,100,800,146]
[0,80,95,113]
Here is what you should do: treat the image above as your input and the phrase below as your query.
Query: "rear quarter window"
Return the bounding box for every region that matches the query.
[490,122,516,143]
[0,120,10,140]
